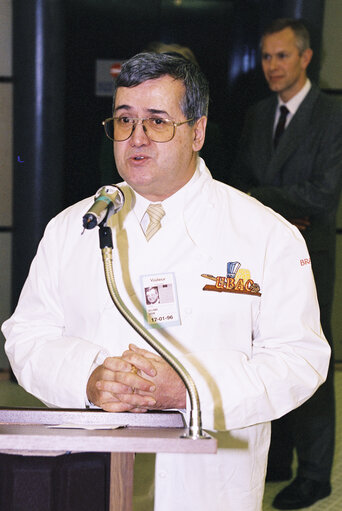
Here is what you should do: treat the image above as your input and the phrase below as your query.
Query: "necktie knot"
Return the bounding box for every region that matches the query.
[274,105,289,148]
[145,203,165,241]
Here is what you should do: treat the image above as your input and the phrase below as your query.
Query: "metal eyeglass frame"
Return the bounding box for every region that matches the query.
[102,117,194,143]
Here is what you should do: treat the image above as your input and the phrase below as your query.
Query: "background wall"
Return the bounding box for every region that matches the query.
[0,0,341,368]
[320,0,342,90]
[320,0,342,361]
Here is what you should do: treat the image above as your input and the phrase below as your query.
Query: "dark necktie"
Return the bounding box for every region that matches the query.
[273,105,289,148]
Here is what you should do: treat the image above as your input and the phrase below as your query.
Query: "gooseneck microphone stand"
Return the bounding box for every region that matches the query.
[87,185,208,439]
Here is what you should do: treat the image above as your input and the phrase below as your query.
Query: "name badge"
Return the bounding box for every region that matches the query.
[140,272,181,328]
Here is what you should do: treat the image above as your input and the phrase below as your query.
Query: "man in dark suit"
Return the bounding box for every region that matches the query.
[230,18,342,510]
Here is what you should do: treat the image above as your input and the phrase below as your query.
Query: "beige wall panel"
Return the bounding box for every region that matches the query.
[0,83,12,226]
[0,0,12,76]
[0,233,11,369]
[320,0,342,89]
[321,0,342,358]
[332,234,342,361]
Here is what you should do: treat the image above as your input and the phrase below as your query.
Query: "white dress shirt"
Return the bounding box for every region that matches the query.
[274,78,312,133]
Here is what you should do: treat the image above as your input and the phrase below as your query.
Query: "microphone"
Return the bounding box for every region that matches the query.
[82,185,125,229]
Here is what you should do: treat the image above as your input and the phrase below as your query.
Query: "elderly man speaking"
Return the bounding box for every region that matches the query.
[2,52,330,511]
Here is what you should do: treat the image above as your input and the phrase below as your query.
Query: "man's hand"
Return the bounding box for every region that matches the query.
[288,216,311,231]
[121,344,187,410]
[86,356,157,412]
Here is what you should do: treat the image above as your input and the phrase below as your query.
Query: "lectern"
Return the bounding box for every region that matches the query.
[0,407,217,511]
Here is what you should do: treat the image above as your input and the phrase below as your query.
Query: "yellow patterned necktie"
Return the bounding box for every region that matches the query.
[145,203,165,241]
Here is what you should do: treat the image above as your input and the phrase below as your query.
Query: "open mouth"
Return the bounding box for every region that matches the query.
[131,155,150,163]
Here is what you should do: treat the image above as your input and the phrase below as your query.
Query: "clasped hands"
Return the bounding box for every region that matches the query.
[87,343,186,413]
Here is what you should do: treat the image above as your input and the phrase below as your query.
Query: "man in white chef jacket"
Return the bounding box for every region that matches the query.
[2,52,331,511]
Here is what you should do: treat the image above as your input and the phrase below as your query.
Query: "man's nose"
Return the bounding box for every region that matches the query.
[268,56,278,70]
[130,120,150,146]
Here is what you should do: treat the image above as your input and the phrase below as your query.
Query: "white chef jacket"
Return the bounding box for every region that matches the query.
[2,158,330,511]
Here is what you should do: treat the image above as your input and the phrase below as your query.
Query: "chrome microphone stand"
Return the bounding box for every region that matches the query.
[91,186,208,439]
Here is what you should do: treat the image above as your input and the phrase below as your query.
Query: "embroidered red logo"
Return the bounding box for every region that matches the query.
[300,258,311,266]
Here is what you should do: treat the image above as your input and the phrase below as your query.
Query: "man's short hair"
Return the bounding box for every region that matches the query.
[261,18,311,54]
[113,52,209,124]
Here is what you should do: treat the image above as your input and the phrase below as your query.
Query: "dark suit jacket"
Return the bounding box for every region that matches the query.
[231,84,342,313]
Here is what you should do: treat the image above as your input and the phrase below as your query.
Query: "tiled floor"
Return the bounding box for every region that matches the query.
[0,369,341,510]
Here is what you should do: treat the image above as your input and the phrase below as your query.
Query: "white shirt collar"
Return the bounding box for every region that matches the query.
[277,78,311,116]
[132,161,201,227]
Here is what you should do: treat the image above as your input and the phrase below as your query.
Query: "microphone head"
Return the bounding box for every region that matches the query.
[82,184,125,229]
[83,213,98,229]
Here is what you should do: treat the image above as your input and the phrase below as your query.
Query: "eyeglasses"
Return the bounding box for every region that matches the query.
[102,116,194,143]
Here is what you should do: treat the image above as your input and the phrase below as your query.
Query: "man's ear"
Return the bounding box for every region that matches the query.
[192,116,207,152]
[301,48,313,70]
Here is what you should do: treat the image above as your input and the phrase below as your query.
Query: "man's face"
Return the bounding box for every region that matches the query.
[113,75,206,202]
[146,287,159,304]
[261,27,312,102]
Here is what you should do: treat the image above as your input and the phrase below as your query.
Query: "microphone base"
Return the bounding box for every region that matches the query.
[180,431,212,440]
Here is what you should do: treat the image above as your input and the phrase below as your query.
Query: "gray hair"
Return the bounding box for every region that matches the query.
[261,18,311,55]
[112,52,209,124]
